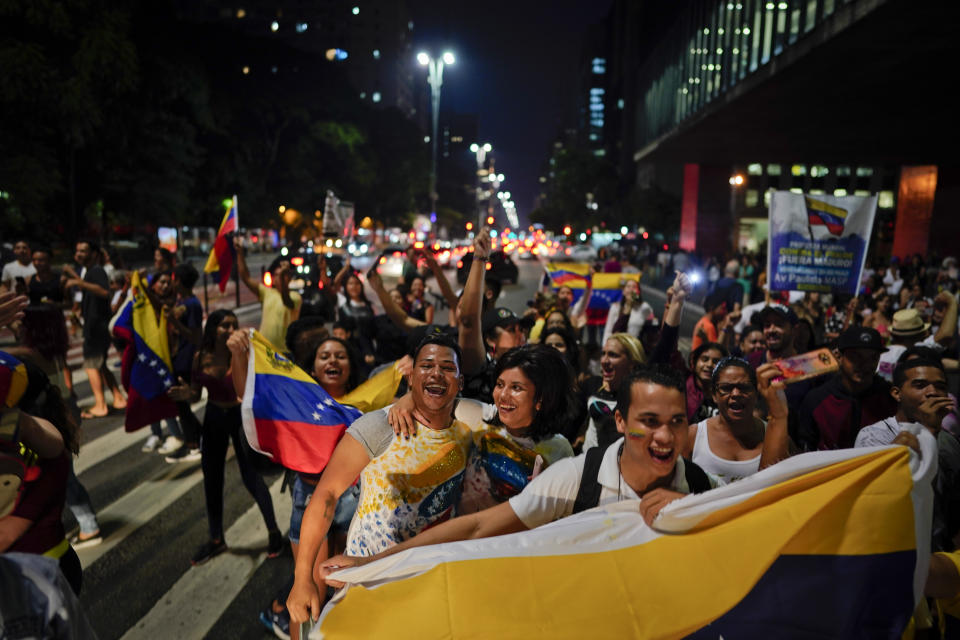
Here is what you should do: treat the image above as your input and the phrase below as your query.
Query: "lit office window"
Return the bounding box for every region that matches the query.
[767,164,782,176]
[764,189,772,207]
[878,191,895,208]
[854,190,870,197]
[856,167,874,177]
[745,189,759,207]
[791,164,807,176]
[809,189,825,195]
[373,49,380,59]
[805,0,817,32]
[834,188,848,197]
[372,92,381,103]
[296,22,308,33]
[748,163,763,175]
[789,187,803,194]
[836,166,851,176]
[810,165,829,178]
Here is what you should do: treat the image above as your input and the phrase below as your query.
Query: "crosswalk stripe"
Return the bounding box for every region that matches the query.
[119,476,291,640]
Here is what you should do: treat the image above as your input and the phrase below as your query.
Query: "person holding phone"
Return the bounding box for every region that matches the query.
[796,326,896,451]
[0,240,36,295]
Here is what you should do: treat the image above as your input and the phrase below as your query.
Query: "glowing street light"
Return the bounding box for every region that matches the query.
[729,174,745,186]
[418,51,456,220]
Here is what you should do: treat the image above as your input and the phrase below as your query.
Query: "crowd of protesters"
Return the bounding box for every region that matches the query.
[2,230,960,638]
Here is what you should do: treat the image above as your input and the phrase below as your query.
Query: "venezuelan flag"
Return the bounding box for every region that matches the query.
[317,433,936,639]
[204,196,238,292]
[109,271,178,432]
[0,351,28,409]
[806,196,848,236]
[241,330,362,475]
[338,361,405,414]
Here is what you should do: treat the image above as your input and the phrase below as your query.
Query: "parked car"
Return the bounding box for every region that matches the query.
[456,250,519,285]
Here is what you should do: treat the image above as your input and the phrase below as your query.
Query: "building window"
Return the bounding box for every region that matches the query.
[745,189,759,207]
[809,189,825,195]
[766,164,781,176]
[372,92,381,103]
[592,57,606,74]
[372,49,380,59]
[790,164,806,176]
[617,98,624,109]
[878,190,895,209]
[836,165,851,176]
[764,189,772,207]
[789,187,803,194]
[856,167,874,177]
[854,190,870,197]
[747,163,763,175]
[833,188,848,197]
[810,165,829,178]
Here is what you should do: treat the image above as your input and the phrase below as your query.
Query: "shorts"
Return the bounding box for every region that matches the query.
[82,331,110,370]
[288,474,360,544]
[82,350,107,371]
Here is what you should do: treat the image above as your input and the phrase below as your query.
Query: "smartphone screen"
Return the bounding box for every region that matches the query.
[770,348,839,385]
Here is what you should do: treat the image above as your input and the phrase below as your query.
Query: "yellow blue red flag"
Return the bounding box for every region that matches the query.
[241,330,362,475]
[204,195,238,292]
[315,431,936,639]
[0,350,28,409]
[109,271,178,432]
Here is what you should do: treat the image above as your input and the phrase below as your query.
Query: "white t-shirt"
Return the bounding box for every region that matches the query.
[734,301,768,335]
[690,420,761,483]
[1,260,36,290]
[855,417,910,448]
[507,439,700,530]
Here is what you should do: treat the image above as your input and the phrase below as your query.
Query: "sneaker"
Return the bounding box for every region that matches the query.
[141,435,161,452]
[267,529,284,558]
[191,539,227,566]
[258,607,290,640]
[70,531,103,550]
[157,435,183,455]
[165,444,202,463]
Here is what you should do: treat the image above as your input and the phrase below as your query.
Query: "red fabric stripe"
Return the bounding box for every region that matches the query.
[253,418,347,474]
[124,387,178,433]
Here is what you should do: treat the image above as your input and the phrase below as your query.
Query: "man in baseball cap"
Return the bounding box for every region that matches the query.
[798,326,895,451]
[481,307,533,359]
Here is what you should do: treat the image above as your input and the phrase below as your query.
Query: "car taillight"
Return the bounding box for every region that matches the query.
[379,257,386,265]
[485,263,492,271]
[456,260,463,269]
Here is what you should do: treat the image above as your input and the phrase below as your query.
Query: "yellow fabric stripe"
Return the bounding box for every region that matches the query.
[203,208,233,273]
[320,447,914,639]
[130,271,172,368]
[4,363,28,408]
[251,331,314,383]
[592,272,641,291]
[805,196,848,219]
[337,362,404,414]
[43,538,69,559]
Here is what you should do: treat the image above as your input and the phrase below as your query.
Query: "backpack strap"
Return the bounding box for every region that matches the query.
[682,457,713,494]
[572,445,608,514]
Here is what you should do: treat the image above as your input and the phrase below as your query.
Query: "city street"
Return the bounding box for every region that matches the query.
[64,259,548,639]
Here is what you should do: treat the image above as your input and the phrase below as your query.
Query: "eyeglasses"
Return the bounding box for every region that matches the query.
[715,383,756,396]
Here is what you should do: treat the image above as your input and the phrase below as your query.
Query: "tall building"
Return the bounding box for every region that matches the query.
[182,0,416,116]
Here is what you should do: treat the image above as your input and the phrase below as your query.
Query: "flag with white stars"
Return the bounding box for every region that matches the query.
[241,330,362,474]
[109,270,178,431]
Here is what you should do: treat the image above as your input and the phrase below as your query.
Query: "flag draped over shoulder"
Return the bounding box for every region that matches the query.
[241,330,362,475]
[315,432,936,639]
[337,362,404,414]
[0,351,28,408]
[204,196,238,293]
[109,271,178,432]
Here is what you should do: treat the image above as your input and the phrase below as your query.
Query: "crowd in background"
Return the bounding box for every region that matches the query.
[2,230,960,638]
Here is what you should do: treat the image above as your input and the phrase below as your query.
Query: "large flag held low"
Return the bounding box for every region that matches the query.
[545,262,640,324]
[109,271,178,432]
[314,431,935,639]
[241,330,362,475]
[204,195,238,293]
[768,190,878,295]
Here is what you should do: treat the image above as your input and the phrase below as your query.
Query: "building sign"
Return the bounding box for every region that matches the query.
[768,191,877,295]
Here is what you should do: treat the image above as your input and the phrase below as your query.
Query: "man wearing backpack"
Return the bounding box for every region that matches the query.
[317,365,716,582]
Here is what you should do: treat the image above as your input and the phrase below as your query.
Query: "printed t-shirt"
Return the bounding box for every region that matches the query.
[691,314,718,351]
[1,261,36,290]
[344,409,473,557]
[454,398,574,512]
[258,284,301,351]
[9,452,68,554]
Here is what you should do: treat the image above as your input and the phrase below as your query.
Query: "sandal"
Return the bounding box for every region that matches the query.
[80,409,109,420]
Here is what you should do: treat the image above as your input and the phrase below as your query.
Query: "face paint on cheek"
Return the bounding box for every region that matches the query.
[625,427,648,440]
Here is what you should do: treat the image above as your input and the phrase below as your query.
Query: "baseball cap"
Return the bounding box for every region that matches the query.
[482,307,534,336]
[836,326,887,352]
[756,304,799,326]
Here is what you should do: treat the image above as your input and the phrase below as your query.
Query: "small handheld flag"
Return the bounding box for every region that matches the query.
[204,196,238,293]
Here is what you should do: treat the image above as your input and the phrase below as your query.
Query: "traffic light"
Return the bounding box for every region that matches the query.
[563,225,572,235]
[465,222,473,231]
[486,216,495,225]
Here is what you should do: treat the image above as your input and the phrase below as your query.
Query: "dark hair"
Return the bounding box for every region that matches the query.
[543,307,575,334]
[343,272,371,305]
[31,245,51,257]
[493,344,575,441]
[710,356,757,389]
[17,357,79,455]
[705,290,727,311]
[149,269,173,287]
[899,345,943,365]
[285,316,329,355]
[155,247,173,263]
[539,327,581,371]
[892,357,944,388]
[741,324,763,338]
[307,336,360,394]
[77,238,100,255]
[615,364,687,417]
[412,333,462,373]
[200,309,237,355]
[690,342,728,369]
[333,316,357,334]
[173,262,199,290]
[484,276,503,303]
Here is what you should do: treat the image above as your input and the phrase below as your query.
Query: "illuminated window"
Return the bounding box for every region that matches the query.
[809,189,825,195]
[834,188,848,197]
[764,190,772,207]
[745,189,759,207]
[766,164,781,176]
[791,164,806,176]
[836,166,851,176]
[878,190,895,208]
[373,49,380,59]
[810,165,829,178]
[789,187,803,194]
[236,8,246,18]
[296,22,308,33]
[617,98,624,109]
[372,92,381,103]
[856,167,874,177]
[747,163,763,175]
[854,190,870,197]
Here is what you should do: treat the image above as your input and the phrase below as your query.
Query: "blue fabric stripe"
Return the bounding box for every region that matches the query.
[252,372,361,426]
[129,334,174,400]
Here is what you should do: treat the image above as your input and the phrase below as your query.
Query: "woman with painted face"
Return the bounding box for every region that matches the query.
[601,279,654,345]
[582,333,646,452]
[456,344,576,513]
[167,310,282,566]
[683,357,767,483]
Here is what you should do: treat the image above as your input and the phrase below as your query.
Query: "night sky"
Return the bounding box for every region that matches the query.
[409,0,614,220]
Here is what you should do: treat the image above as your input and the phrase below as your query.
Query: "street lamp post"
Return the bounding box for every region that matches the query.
[418,51,455,221]
[470,142,491,225]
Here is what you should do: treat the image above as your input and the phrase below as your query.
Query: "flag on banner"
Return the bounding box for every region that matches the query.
[241,330,362,475]
[0,351,28,408]
[204,196,238,293]
[109,271,178,432]
[768,191,877,295]
[314,435,935,639]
